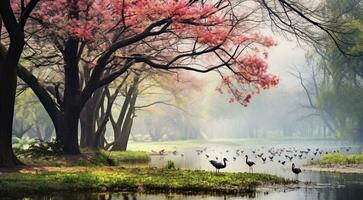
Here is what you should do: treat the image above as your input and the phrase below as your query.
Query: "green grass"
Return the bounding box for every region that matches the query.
[310,153,363,165]
[18,150,150,167]
[0,167,290,197]
[105,151,150,164]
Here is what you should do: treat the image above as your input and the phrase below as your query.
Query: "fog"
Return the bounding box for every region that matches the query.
[128,36,332,141]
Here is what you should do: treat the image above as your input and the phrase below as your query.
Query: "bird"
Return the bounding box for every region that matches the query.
[292,163,302,180]
[281,161,286,165]
[159,149,165,155]
[269,156,274,161]
[245,155,255,173]
[209,158,228,173]
[261,157,266,163]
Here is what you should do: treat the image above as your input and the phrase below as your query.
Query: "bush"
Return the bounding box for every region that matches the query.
[15,138,64,158]
[311,153,363,165]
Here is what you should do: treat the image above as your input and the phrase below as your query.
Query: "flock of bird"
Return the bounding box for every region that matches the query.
[152,146,357,180]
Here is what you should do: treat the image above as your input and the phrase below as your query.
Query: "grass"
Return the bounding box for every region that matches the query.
[18,150,150,167]
[310,153,363,165]
[0,167,290,197]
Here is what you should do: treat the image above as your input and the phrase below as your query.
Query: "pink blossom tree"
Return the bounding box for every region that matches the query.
[4,0,279,155]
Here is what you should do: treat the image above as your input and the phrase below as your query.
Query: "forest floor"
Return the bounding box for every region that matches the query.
[0,150,297,198]
[306,153,363,173]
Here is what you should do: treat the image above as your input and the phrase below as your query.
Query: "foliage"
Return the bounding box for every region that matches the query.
[103,151,150,164]
[18,150,150,167]
[12,136,36,152]
[310,153,363,165]
[0,167,290,197]
[15,138,64,158]
[302,0,363,139]
[11,0,279,107]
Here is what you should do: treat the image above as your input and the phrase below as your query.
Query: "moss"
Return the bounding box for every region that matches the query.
[0,167,290,197]
[105,151,150,164]
[310,153,363,165]
[18,150,150,167]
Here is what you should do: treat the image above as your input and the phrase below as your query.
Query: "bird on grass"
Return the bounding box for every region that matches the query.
[245,155,255,173]
[209,158,228,173]
[292,163,302,180]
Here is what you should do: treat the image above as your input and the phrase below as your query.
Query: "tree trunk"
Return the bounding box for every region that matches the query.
[80,104,97,148]
[0,65,22,167]
[44,124,54,141]
[35,125,43,140]
[60,106,81,154]
[61,37,81,154]
[112,82,138,151]
[0,14,24,167]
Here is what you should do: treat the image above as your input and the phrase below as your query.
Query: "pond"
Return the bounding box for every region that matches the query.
[15,139,363,200]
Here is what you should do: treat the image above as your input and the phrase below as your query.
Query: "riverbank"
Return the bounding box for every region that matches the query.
[306,153,363,173]
[0,166,293,198]
[18,150,150,167]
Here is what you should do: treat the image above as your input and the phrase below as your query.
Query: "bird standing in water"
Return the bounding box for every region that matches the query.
[209,158,228,173]
[292,163,302,180]
[245,155,255,173]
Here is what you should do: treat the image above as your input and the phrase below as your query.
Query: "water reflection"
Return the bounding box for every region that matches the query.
[16,188,363,200]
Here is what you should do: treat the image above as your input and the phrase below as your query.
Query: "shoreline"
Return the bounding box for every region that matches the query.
[0,166,295,198]
[304,164,363,174]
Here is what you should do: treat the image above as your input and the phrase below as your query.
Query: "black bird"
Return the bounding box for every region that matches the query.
[261,157,266,163]
[245,155,256,173]
[209,158,228,173]
[281,161,286,165]
[233,157,237,161]
[159,149,165,155]
[269,156,274,161]
[205,154,209,158]
[292,163,302,180]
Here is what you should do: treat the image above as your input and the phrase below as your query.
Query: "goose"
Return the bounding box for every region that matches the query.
[292,163,302,180]
[209,158,228,173]
[245,155,255,173]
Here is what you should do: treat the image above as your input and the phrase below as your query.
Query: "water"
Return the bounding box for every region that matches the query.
[11,140,363,200]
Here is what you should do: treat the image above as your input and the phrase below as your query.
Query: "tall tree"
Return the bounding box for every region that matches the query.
[13,0,279,154]
[0,0,39,167]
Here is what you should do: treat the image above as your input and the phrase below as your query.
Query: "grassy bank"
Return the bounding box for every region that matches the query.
[310,153,363,165]
[0,167,290,197]
[18,150,150,167]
